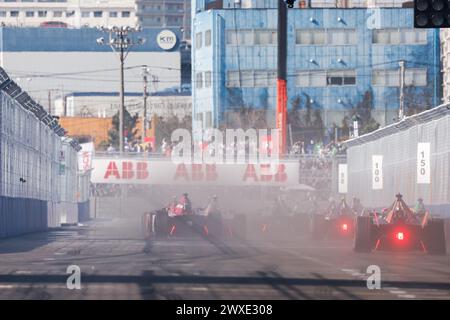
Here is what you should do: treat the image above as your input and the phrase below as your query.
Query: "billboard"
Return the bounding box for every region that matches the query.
[91,158,300,187]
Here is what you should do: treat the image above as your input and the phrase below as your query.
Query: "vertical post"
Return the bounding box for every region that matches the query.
[399,60,405,121]
[119,36,125,153]
[48,90,52,114]
[142,67,148,144]
[277,0,288,155]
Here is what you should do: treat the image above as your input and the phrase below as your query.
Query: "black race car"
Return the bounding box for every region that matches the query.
[354,194,446,255]
[311,198,356,240]
[143,199,246,240]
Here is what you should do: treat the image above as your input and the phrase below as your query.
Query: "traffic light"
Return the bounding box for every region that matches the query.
[414,0,450,28]
[285,0,297,8]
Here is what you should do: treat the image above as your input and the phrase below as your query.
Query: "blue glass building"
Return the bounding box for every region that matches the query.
[191,2,441,141]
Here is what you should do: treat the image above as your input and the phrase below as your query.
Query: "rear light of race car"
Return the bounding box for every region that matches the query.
[341,223,348,232]
[396,231,405,241]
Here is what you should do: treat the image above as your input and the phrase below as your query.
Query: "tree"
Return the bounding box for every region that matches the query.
[288,94,325,144]
[155,114,192,150]
[108,108,139,148]
[348,90,380,135]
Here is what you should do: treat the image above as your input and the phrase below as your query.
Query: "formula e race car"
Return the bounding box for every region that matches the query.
[310,198,356,240]
[354,194,447,255]
[142,198,246,240]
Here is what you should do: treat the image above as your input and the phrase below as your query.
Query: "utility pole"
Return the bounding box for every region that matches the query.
[48,90,52,114]
[276,0,288,155]
[399,60,405,121]
[97,26,145,153]
[142,66,150,144]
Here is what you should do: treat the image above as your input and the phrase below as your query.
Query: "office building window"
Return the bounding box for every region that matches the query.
[296,71,327,87]
[0,11,6,18]
[109,11,118,18]
[254,30,277,45]
[296,29,356,45]
[10,11,19,17]
[296,30,326,45]
[66,11,75,17]
[296,70,355,87]
[195,113,203,124]
[53,11,63,18]
[372,69,427,86]
[205,71,212,88]
[373,29,427,44]
[226,70,277,88]
[205,30,212,47]
[205,112,212,128]
[93,11,103,18]
[121,11,131,18]
[38,11,47,18]
[81,11,90,18]
[226,29,253,46]
[26,11,34,17]
[327,70,356,85]
[227,71,240,87]
[196,32,202,49]
[196,72,203,89]
[329,29,357,45]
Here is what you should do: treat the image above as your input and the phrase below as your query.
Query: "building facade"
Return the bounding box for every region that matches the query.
[0,27,186,110]
[0,0,137,28]
[191,3,440,142]
[54,91,191,120]
[136,0,191,38]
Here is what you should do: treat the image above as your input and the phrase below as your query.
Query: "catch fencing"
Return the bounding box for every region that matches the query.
[0,67,89,237]
[343,103,450,217]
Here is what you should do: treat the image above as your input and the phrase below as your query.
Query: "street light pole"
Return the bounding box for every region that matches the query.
[97,26,145,153]
[119,39,125,152]
[142,66,149,144]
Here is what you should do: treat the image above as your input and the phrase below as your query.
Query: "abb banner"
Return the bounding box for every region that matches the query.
[91,159,299,186]
[78,142,94,172]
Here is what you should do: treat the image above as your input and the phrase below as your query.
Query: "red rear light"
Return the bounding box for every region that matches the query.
[396,232,404,241]
[342,223,348,231]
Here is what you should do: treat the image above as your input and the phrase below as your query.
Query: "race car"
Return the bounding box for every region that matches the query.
[311,197,356,240]
[143,195,246,240]
[354,194,446,255]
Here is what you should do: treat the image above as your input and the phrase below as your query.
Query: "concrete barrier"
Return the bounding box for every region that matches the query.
[0,196,48,238]
[78,200,91,222]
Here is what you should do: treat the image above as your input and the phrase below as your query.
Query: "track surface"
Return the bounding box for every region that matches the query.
[0,218,449,300]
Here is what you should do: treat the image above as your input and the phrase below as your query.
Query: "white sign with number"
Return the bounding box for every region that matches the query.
[338,164,348,194]
[372,155,383,190]
[417,143,430,184]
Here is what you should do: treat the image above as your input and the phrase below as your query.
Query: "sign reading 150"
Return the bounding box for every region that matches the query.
[417,142,430,184]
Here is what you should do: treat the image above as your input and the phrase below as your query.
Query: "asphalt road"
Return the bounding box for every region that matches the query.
[0,217,449,300]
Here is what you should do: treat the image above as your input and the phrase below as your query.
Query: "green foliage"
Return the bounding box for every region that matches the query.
[108,108,139,148]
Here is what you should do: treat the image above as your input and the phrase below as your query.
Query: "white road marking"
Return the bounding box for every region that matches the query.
[0,285,14,289]
[189,287,208,291]
[15,270,31,274]
[398,294,416,299]
[389,290,407,295]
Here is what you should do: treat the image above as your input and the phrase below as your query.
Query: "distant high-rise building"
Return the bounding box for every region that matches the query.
[135,0,191,39]
[0,0,137,28]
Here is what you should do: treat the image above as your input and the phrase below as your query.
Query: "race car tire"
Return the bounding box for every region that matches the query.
[354,216,372,253]
[153,210,168,239]
[423,219,447,255]
[142,212,152,239]
[311,214,325,240]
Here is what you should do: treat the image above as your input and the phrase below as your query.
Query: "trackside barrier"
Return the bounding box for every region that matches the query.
[0,67,85,238]
[344,103,450,217]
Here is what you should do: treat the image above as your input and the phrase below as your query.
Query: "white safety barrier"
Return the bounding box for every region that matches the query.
[0,67,88,237]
